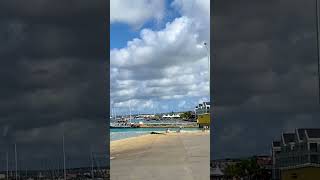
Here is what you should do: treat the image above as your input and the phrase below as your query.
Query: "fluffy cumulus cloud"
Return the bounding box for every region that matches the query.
[171,0,210,41]
[110,0,165,27]
[110,0,210,114]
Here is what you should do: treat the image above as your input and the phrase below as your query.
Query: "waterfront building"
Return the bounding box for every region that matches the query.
[194,101,210,115]
[162,114,181,118]
[195,101,210,127]
[272,128,320,180]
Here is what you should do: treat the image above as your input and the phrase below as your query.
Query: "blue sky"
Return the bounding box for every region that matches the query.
[110,0,180,49]
[110,0,210,115]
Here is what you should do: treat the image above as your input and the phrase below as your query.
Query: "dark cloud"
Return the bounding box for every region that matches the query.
[211,0,320,159]
[0,0,108,170]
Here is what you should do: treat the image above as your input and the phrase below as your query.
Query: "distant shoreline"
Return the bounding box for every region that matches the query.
[111,125,199,129]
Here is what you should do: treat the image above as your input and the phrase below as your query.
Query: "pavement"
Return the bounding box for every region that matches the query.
[110,132,210,180]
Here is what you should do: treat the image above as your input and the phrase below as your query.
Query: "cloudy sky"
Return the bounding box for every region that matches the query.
[0,0,108,170]
[212,0,320,160]
[110,0,210,115]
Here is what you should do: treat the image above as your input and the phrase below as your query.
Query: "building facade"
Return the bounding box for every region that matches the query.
[194,102,210,127]
[272,128,320,180]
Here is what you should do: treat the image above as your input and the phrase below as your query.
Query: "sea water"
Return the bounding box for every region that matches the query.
[110,127,201,141]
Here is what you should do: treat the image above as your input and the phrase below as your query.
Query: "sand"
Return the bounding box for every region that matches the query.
[110,131,209,155]
[110,131,210,180]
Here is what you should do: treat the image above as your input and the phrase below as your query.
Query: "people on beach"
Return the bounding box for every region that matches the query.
[166,128,170,133]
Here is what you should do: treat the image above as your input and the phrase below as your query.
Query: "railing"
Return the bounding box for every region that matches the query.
[195,108,210,115]
[275,151,320,168]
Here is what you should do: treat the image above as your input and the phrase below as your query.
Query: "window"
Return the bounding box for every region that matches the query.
[311,155,318,163]
[310,143,318,152]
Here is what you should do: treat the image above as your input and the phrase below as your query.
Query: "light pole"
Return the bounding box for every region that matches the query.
[204,42,210,102]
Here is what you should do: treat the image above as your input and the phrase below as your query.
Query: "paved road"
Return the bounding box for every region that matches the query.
[110,133,210,180]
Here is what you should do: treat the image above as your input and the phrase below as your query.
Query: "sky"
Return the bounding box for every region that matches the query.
[0,0,108,170]
[110,0,210,116]
[211,0,320,160]
[2,0,319,172]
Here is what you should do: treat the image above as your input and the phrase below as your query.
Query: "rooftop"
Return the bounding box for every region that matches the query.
[297,128,307,141]
[306,129,320,138]
[282,133,295,144]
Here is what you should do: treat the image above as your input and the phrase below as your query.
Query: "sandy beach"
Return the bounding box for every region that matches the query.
[110,131,210,180]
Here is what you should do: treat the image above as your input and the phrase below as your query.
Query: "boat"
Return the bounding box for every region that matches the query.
[110,103,136,128]
[110,123,132,128]
[110,118,132,128]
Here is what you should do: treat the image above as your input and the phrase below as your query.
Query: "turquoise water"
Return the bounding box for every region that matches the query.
[110,127,201,141]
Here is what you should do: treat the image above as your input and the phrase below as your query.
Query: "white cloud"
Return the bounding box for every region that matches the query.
[171,0,210,43]
[111,0,210,114]
[110,0,165,27]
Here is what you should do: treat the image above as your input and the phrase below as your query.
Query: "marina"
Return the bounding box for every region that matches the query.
[110,101,211,141]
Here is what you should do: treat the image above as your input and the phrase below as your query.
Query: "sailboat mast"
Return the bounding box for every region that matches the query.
[129,103,132,124]
[91,151,94,179]
[6,152,8,180]
[14,144,17,180]
[111,107,113,120]
[63,134,66,180]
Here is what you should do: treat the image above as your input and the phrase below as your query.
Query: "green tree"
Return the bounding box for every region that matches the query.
[180,111,192,119]
[225,158,263,179]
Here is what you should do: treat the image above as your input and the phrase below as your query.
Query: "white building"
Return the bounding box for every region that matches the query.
[162,114,180,118]
[194,101,210,115]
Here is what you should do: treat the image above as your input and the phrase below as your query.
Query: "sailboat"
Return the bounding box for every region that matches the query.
[110,105,132,129]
